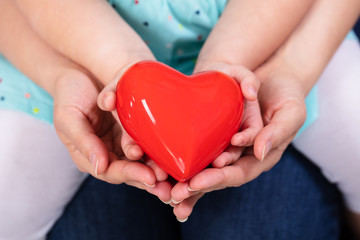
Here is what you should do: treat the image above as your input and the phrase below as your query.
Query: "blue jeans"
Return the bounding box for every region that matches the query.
[48,145,341,240]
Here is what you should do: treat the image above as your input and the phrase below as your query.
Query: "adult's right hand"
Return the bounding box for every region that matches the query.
[53,69,172,203]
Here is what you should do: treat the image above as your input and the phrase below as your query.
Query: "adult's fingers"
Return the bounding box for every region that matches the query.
[253,100,306,161]
[97,155,156,187]
[186,153,281,195]
[231,99,263,147]
[54,108,109,176]
[171,168,227,203]
[127,179,173,204]
[173,193,205,222]
[171,140,293,210]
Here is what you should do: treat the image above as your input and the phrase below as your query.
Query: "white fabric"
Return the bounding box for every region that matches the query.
[293,39,360,213]
[0,110,87,240]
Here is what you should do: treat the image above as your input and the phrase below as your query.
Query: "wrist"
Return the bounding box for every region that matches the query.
[53,66,97,98]
[194,58,247,74]
[107,53,156,85]
[255,56,309,99]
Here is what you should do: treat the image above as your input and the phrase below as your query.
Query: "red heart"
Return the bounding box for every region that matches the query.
[116,61,244,182]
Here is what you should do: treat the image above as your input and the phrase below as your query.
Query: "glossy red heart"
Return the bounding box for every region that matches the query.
[116,61,244,182]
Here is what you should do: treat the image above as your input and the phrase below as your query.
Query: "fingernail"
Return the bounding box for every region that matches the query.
[143,182,156,188]
[247,86,257,98]
[161,200,171,205]
[188,186,199,192]
[177,217,188,223]
[171,198,182,204]
[102,92,111,109]
[94,159,99,177]
[261,141,271,161]
[90,153,99,176]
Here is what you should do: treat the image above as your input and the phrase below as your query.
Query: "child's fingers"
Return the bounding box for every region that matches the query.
[194,62,260,101]
[144,157,169,182]
[232,99,263,146]
[120,128,144,160]
[98,89,117,111]
[97,82,117,111]
[98,85,144,162]
[211,145,245,168]
[231,127,259,147]
[231,66,260,101]
[98,61,141,111]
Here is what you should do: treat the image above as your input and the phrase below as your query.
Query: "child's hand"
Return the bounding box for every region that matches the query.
[97,62,146,161]
[97,60,171,189]
[194,62,263,162]
[53,69,171,203]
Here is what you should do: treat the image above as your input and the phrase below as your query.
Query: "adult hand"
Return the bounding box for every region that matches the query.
[170,62,307,221]
[169,62,264,221]
[53,68,172,203]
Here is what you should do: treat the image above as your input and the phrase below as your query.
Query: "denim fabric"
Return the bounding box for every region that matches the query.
[48,145,341,240]
[354,19,360,38]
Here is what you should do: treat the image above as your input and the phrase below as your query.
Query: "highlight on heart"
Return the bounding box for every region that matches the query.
[116,61,244,182]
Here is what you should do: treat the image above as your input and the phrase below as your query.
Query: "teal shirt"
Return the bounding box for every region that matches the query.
[0,0,356,131]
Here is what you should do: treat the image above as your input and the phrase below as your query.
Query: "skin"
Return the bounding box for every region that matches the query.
[14,0,314,83]
[170,0,360,225]
[0,0,172,203]
[12,0,314,172]
[7,0,346,227]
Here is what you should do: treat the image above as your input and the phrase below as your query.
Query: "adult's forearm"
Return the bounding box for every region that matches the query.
[196,0,315,71]
[269,0,360,94]
[0,0,82,96]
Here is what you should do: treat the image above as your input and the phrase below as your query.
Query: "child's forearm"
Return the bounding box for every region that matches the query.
[14,0,155,85]
[269,0,360,95]
[195,0,315,71]
[0,0,83,96]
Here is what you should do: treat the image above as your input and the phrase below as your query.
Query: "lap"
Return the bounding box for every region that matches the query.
[48,145,341,240]
[181,145,341,240]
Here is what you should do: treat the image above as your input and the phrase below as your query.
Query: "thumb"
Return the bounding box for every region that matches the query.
[54,111,109,176]
[98,61,141,111]
[254,102,306,161]
[97,81,117,111]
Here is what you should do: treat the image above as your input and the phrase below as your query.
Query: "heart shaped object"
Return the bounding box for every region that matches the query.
[116,61,244,182]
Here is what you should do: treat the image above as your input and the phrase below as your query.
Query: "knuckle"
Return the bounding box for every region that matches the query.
[120,161,132,181]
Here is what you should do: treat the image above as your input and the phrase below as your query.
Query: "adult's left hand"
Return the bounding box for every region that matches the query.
[170,62,307,221]
[170,63,264,221]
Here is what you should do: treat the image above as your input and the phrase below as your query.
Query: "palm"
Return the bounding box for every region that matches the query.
[170,70,308,221]
[52,72,172,202]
